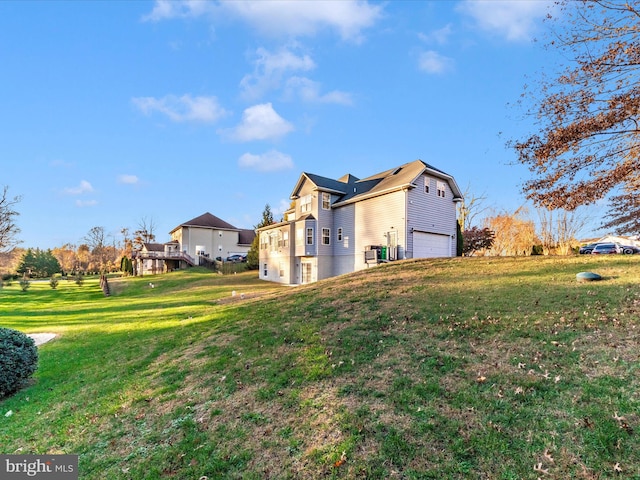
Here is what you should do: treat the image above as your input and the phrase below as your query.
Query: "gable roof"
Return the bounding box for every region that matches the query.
[238,229,256,246]
[170,212,238,234]
[142,242,165,252]
[291,159,462,207]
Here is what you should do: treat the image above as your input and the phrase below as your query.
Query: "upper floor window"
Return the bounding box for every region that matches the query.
[282,231,289,247]
[437,181,446,198]
[306,227,314,245]
[301,194,312,213]
[424,177,431,194]
[322,192,331,210]
[337,227,343,242]
[322,228,330,245]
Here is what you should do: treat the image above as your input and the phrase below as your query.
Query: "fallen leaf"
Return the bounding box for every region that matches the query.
[333,451,347,468]
[533,462,549,474]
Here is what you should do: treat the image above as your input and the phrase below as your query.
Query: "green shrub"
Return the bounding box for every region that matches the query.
[19,277,30,292]
[0,328,38,398]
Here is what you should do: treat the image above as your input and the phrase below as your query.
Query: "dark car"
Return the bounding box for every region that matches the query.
[591,243,622,255]
[621,245,640,254]
[579,243,598,254]
[226,254,247,263]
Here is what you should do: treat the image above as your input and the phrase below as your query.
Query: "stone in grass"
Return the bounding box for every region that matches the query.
[576,271,602,282]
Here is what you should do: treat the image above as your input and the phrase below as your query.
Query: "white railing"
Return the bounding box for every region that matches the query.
[134,250,196,265]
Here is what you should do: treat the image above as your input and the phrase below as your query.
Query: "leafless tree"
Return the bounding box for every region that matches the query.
[0,186,21,252]
[537,208,587,255]
[133,216,157,250]
[457,184,489,231]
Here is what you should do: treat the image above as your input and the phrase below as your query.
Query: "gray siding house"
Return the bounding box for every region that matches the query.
[258,160,462,284]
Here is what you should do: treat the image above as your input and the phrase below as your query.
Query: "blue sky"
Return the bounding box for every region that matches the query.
[0,0,602,249]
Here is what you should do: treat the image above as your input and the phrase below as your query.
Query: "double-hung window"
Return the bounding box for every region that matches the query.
[306,227,314,245]
[301,194,312,213]
[322,192,331,210]
[437,181,446,198]
[322,228,330,245]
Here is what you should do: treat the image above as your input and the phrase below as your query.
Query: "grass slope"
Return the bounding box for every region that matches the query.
[1,257,640,479]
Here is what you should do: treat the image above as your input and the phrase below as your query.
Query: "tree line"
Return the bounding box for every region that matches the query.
[0,214,158,278]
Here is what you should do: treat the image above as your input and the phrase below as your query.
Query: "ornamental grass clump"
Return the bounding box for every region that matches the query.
[0,328,38,398]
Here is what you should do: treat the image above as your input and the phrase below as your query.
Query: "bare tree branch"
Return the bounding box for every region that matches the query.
[0,186,22,252]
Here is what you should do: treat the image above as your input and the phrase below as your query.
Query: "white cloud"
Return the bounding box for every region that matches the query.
[284,77,353,105]
[418,24,453,45]
[222,103,294,142]
[418,50,454,74]
[240,46,316,100]
[132,94,228,123]
[273,198,293,217]
[50,159,74,168]
[142,0,211,22]
[76,199,98,207]
[238,150,294,172]
[64,180,94,195]
[457,0,554,42]
[118,174,139,185]
[143,0,384,42]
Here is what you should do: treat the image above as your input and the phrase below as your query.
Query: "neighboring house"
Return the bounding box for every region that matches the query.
[595,234,639,246]
[134,241,195,276]
[133,212,255,275]
[258,159,462,285]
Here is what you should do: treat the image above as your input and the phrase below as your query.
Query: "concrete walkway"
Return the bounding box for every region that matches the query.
[27,333,57,346]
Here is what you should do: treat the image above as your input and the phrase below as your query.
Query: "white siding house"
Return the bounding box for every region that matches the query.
[259,160,462,284]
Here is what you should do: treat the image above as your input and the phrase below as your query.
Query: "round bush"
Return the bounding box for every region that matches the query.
[0,328,38,398]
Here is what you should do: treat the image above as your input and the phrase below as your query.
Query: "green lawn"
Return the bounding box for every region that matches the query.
[1,257,640,479]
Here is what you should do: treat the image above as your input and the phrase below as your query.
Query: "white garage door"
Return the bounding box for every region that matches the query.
[413,232,451,258]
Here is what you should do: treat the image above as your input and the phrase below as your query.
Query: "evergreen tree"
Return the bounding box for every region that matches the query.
[247,204,276,270]
[16,248,36,276]
[16,249,61,277]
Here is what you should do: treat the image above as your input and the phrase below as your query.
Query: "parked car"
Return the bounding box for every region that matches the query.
[226,254,247,263]
[579,243,598,254]
[591,243,622,255]
[621,245,640,254]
